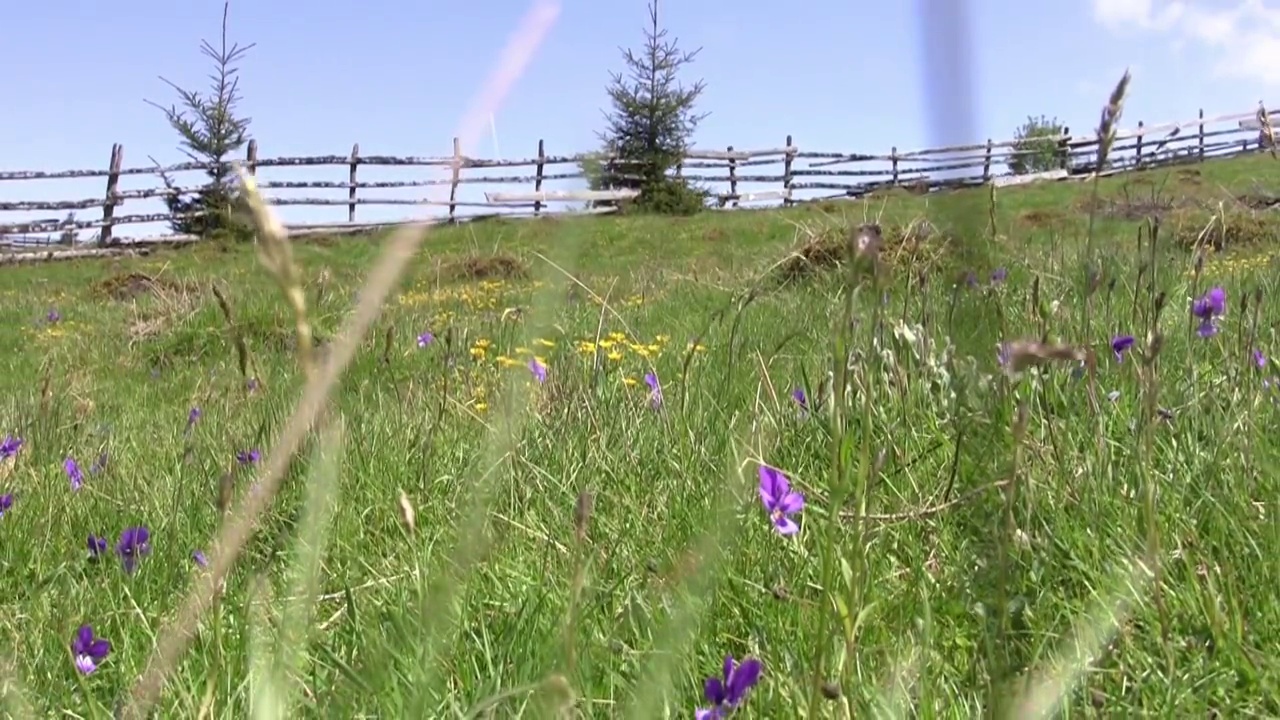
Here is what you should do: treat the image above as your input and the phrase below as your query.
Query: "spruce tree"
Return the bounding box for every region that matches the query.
[597,0,709,214]
[146,1,254,239]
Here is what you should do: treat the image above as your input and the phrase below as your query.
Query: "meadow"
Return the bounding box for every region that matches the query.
[3,152,1280,717]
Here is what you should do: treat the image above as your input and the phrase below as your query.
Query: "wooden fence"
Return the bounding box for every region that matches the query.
[1,105,1276,249]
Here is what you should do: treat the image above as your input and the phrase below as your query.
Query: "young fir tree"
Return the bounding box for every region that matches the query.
[595,0,709,215]
[146,1,254,239]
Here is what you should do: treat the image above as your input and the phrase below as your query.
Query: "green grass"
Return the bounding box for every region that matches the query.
[4,153,1280,717]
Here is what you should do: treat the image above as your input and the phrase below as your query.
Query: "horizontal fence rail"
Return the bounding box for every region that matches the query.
[1,105,1275,249]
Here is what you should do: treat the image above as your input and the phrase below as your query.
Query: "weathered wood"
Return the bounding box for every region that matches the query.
[484,189,640,203]
[101,144,123,245]
[448,137,461,221]
[0,247,152,264]
[725,145,738,208]
[782,135,795,207]
[533,139,546,216]
[348,143,359,223]
[245,140,258,175]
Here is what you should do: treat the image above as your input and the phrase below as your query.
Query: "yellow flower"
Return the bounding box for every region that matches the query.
[622,376,638,386]
[607,350,623,362]
[515,346,532,355]
[470,347,487,360]
[577,341,597,354]
[474,338,491,349]
[535,338,556,348]
[608,331,627,342]
[496,356,521,368]
[474,402,489,412]
[655,334,670,344]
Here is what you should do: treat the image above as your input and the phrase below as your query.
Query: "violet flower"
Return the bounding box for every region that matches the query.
[1191,287,1226,338]
[192,550,209,568]
[696,655,763,720]
[237,449,261,466]
[1110,334,1135,363]
[528,357,547,384]
[791,387,809,418]
[116,526,151,574]
[64,457,84,491]
[71,625,110,675]
[644,372,663,409]
[0,493,12,518]
[87,535,108,562]
[990,267,1008,284]
[417,331,434,348]
[759,464,804,535]
[0,436,21,459]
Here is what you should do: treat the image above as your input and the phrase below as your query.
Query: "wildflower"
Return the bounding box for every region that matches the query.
[417,331,434,348]
[0,493,12,517]
[791,387,809,418]
[996,342,1011,368]
[1107,390,1121,402]
[116,526,151,574]
[236,449,261,466]
[246,377,261,393]
[758,464,804,535]
[990,267,1008,284]
[90,451,108,475]
[46,309,61,324]
[70,625,110,675]
[696,655,763,720]
[1110,334,1135,363]
[644,372,663,408]
[185,407,201,433]
[1255,349,1267,370]
[86,535,108,562]
[528,357,547,384]
[964,271,979,288]
[192,550,208,568]
[0,436,22,459]
[1191,287,1226,338]
[65,457,84,491]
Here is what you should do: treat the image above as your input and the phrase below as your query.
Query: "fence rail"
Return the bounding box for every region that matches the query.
[1,105,1274,248]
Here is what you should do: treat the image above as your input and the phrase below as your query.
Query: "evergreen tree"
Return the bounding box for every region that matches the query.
[597,0,709,215]
[146,1,254,239]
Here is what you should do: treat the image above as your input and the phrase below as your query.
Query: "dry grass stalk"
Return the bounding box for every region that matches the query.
[1257,101,1277,160]
[1094,69,1132,172]
[119,3,562,716]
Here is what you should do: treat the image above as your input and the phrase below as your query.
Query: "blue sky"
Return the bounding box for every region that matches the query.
[3,0,1278,238]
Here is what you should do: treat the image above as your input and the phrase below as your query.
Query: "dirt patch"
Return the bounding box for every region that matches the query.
[94,272,187,301]
[772,218,952,284]
[1168,205,1280,251]
[1235,192,1280,210]
[703,227,728,242]
[444,253,528,281]
[1018,208,1070,228]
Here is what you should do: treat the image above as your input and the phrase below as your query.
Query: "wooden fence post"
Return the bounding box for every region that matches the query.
[1135,120,1144,168]
[534,139,545,217]
[782,134,794,207]
[982,139,993,181]
[726,145,738,208]
[245,140,258,176]
[890,147,899,186]
[100,143,122,246]
[348,143,360,223]
[448,137,461,222]
[1198,108,1205,161]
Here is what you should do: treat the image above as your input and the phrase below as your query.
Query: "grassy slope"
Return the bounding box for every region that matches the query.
[2,153,1280,716]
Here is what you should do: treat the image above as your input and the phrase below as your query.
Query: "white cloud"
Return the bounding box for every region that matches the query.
[1091,0,1280,86]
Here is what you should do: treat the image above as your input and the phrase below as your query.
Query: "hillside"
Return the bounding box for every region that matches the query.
[0,150,1279,716]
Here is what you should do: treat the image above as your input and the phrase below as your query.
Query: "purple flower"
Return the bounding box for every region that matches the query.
[236,449,261,466]
[192,549,208,568]
[90,451,108,475]
[116,526,151,574]
[185,407,202,433]
[0,436,22,459]
[417,331,434,348]
[996,342,1011,368]
[1191,287,1226,338]
[1254,349,1267,370]
[758,464,804,535]
[246,377,261,393]
[644,372,663,409]
[791,387,808,418]
[696,655,763,720]
[1110,334,1135,363]
[990,267,1008,284]
[87,534,108,562]
[528,357,547,384]
[70,624,110,675]
[964,271,979,289]
[64,457,84,491]
[46,309,61,324]
[0,493,12,517]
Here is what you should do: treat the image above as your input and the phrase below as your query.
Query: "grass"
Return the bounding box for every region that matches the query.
[4,151,1280,717]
